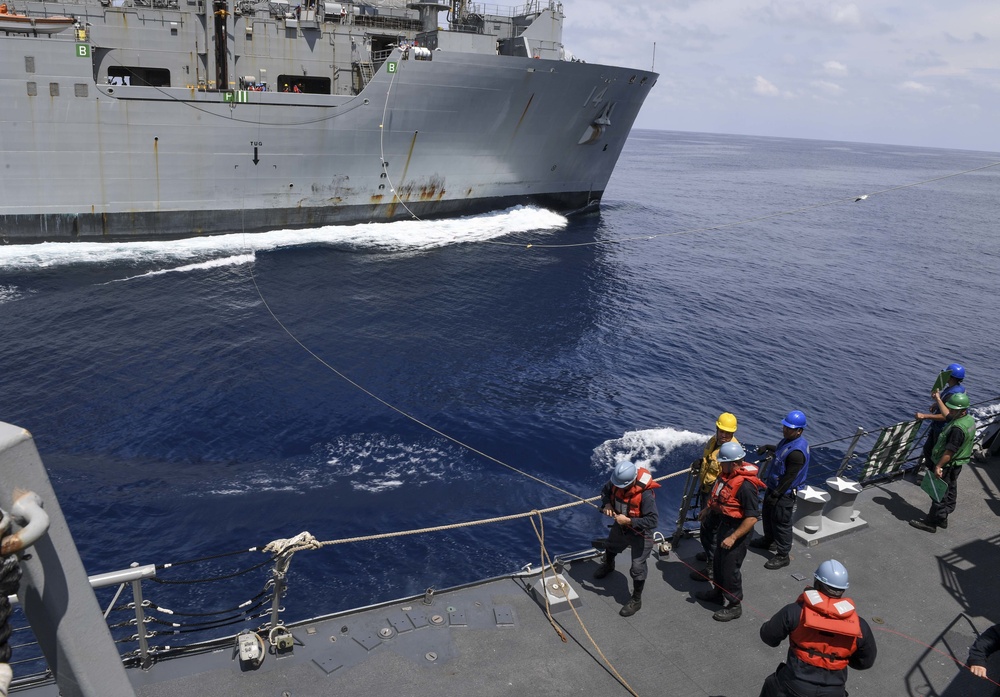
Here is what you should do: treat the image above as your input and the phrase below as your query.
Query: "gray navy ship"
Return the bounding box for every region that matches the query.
[0,0,657,242]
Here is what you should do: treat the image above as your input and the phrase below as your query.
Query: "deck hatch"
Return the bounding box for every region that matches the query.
[312,656,343,674]
[353,632,382,651]
[389,613,414,633]
[493,606,515,626]
[405,611,429,629]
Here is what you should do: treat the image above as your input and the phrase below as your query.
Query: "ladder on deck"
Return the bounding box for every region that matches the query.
[670,467,703,550]
[355,61,375,89]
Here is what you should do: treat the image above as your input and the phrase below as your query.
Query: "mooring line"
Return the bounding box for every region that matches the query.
[238,226,602,508]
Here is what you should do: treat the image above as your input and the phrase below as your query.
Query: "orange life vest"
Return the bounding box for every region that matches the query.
[708,462,765,519]
[790,589,863,670]
[611,467,661,517]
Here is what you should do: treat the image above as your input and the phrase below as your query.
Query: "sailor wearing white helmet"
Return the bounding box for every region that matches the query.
[592,458,660,617]
[694,441,764,622]
[759,559,877,697]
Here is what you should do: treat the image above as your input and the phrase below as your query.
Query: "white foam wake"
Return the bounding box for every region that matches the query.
[0,206,567,273]
[106,254,256,283]
[593,427,709,474]
[199,433,469,497]
[0,284,25,305]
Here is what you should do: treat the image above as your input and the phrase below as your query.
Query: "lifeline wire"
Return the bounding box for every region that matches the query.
[482,159,1000,249]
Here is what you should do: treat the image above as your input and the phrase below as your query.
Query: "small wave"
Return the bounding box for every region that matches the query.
[592,427,709,473]
[106,254,255,283]
[0,206,567,273]
[325,434,467,493]
[0,284,24,305]
[972,403,1000,440]
[193,434,469,497]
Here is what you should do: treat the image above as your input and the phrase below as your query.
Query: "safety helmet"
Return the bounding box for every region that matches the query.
[945,392,970,411]
[781,410,807,430]
[610,459,638,488]
[814,559,849,590]
[716,412,738,433]
[946,363,966,380]
[717,441,746,463]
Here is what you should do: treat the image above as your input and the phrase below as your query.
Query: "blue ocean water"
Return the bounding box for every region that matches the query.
[1,131,999,641]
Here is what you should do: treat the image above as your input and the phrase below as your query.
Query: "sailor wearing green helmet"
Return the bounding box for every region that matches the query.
[910,391,976,533]
[915,362,966,468]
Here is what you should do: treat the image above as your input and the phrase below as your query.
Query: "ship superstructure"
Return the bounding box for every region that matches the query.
[0,0,656,241]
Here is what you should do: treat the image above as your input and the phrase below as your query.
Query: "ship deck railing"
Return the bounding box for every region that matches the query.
[670,396,1000,543]
[5,396,1000,691]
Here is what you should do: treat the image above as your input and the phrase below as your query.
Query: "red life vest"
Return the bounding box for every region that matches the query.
[708,462,765,519]
[790,589,863,670]
[611,467,661,517]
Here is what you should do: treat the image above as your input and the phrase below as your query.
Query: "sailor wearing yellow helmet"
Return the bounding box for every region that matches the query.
[689,412,740,581]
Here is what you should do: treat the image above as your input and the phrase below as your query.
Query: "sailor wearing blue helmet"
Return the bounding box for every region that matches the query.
[750,410,810,570]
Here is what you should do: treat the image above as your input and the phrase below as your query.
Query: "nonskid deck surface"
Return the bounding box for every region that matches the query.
[17,460,998,696]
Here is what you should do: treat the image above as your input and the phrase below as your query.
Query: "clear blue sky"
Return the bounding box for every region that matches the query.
[562,0,1000,153]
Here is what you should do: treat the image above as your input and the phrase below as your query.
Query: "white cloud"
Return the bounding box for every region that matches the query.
[823,60,848,76]
[754,75,781,96]
[562,0,1000,150]
[756,1,887,32]
[812,80,845,95]
[908,51,947,69]
[899,80,934,94]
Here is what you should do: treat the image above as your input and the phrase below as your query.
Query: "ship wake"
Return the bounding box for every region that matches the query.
[0,207,567,280]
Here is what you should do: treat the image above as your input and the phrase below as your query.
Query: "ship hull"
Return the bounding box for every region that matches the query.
[0,36,656,242]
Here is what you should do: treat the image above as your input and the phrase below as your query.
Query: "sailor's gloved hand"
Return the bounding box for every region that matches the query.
[764,491,779,507]
[756,444,776,456]
[690,459,702,473]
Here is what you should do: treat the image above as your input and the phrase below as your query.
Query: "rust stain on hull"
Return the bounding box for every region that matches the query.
[387,131,420,218]
[511,93,535,140]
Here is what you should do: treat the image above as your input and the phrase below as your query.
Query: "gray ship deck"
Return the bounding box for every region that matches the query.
[14,457,1000,696]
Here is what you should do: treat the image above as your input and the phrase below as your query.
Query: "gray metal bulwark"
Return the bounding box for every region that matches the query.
[0,422,135,697]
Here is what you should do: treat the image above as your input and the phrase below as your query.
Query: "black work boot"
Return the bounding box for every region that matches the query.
[689,567,712,581]
[620,580,644,617]
[764,554,790,570]
[593,558,615,579]
[696,587,725,605]
[713,603,743,622]
[908,519,936,533]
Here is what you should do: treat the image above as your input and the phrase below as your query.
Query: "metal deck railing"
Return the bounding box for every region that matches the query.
[6,395,999,690]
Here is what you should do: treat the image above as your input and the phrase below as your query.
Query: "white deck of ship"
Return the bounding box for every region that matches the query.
[14,455,1000,696]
